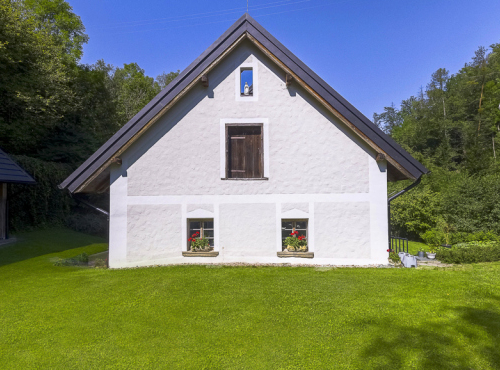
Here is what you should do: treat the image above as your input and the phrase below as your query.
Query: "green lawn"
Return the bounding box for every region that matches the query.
[408,240,428,254]
[1,229,499,369]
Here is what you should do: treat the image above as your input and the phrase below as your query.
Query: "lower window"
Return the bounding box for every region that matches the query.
[188,219,214,250]
[282,219,308,252]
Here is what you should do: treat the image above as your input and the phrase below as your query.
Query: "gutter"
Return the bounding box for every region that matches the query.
[387,175,425,249]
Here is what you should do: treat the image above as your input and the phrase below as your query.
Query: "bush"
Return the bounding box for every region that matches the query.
[54,253,89,266]
[420,229,500,248]
[389,184,441,239]
[436,242,500,264]
[8,155,73,231]
[389,252,401,263]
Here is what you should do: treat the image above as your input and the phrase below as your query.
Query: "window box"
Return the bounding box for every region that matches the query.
[277,251,314,258]
[182,251,219,257]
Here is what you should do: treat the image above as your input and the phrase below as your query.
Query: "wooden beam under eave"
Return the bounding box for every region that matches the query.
[286,73,293,87]
[200,74,209,87]
[111,157,122,165]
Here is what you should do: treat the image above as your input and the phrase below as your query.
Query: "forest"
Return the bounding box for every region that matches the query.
[0,0,178,234]
[2,0,500,243]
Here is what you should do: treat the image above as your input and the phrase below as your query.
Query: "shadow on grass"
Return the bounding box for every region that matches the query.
[0,228,105,267]
[360,300,500,369]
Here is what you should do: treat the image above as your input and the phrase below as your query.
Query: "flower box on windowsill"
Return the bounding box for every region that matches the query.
[182,251,219,257]
[277,251,314,258]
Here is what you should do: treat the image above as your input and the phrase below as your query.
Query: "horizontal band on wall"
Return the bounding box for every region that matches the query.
[127,193,373,205]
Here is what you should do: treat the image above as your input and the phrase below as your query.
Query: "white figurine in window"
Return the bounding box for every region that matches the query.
[244,82,250,95]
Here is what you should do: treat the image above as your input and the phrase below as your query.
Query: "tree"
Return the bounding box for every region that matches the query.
[111,63,161,124]
[0,0,75,155]
[156,70,180,90]
[23,0,88,63]
[373,103,402,134]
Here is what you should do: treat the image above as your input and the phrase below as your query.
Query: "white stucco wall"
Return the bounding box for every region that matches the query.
[107,39,388,268]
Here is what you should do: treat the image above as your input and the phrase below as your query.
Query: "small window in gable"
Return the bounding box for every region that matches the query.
[188,219,214,250]
[240,68,253,96]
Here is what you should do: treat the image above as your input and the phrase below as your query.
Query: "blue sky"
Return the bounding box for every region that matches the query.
[70,0,500,120]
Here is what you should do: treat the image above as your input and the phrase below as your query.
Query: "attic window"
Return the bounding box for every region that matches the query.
[240,68,253,96]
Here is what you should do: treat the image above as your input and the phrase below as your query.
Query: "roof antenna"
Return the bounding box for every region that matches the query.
[247,0,249,13]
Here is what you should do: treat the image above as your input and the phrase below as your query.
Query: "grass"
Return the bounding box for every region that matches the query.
[1,228,500,369]
[408,240,428,254]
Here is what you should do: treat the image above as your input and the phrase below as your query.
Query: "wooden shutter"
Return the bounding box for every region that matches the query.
[227,126,263,178]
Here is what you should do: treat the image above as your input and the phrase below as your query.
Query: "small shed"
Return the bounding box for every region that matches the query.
[0,149,36,243]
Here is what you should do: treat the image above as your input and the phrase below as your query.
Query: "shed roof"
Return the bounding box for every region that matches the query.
[59,13,428,193]
[0,149,36,184]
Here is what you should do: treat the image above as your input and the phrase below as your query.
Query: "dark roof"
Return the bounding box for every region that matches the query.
[60,13,428,193]
[0,149,36,184]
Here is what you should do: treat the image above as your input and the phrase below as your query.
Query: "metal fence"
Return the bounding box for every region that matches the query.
[390,236,409,253]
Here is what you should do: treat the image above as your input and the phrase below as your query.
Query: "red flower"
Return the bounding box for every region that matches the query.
[196,231,200,235]
[192,233,197,237]
[290,233,294,236]
[298,235,306,241]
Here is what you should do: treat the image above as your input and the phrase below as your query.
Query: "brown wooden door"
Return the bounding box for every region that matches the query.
[227,126,263,178]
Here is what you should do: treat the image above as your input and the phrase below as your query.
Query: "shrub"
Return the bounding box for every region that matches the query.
[436,242,500,264]
[93,258,108,269]
[389,184,441,239]
[421,229,444,248]
[464,231,500,242]
[54,253,89,266]
[389,252,401,263]
[420,229,500,247]
[8,155,72,231]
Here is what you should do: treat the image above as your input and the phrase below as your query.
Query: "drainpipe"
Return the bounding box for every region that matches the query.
[387,175,424,249]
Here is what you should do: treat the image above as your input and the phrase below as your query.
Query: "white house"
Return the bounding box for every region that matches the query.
[60,14,428,268]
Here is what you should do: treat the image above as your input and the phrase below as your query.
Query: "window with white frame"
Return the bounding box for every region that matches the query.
[188,219,214,249]
[240,68,253,96]
[235,62,258,101]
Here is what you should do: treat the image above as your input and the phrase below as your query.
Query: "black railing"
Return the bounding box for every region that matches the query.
[390,236,409,253]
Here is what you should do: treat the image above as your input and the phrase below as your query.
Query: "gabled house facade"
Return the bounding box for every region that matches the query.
[60,14,428,268]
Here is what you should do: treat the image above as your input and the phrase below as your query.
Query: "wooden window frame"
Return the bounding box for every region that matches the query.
[224,123,267,180]
[187,218,214,250]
